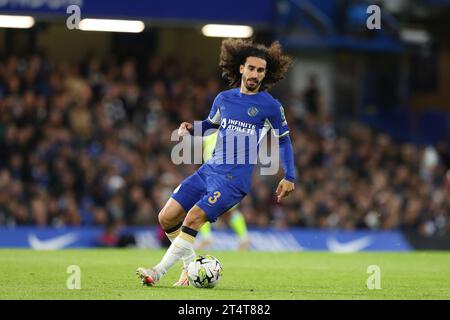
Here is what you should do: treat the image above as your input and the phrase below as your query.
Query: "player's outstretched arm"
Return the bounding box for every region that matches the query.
[275,134,296,202]
[178,119,219,137]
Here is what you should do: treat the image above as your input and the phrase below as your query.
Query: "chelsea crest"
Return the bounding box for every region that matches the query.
[247,106,259,117]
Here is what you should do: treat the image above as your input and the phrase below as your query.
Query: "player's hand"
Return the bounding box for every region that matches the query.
[275,179,295,203]
[178,122,193,136]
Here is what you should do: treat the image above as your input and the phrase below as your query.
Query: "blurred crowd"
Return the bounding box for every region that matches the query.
[0,54,449,236]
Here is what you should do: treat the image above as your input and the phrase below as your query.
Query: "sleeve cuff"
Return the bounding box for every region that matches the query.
[284,176,296,183]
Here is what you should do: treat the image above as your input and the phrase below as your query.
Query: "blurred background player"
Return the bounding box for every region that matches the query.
[197,131,250,251]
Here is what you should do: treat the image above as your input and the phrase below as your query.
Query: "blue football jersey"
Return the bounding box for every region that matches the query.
[201,88,290,193]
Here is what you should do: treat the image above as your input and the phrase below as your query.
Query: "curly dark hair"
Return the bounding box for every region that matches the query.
[219,38,293,91]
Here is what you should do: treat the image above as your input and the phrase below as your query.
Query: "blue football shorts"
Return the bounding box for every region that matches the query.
[170,165,246,222]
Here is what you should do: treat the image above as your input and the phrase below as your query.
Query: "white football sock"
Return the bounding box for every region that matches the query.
[165,227,196,269]
[155,233,196,275]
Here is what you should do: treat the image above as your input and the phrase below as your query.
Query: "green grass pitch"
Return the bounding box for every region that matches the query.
[1,249,449,300]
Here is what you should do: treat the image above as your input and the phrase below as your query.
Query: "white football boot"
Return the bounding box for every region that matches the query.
[173,267,189,287]
[136,267,161,286]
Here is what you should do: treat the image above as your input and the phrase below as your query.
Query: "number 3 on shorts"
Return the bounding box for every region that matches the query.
[208,191,221,204]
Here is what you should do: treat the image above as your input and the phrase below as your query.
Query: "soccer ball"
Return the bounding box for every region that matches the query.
[187,255,223,288]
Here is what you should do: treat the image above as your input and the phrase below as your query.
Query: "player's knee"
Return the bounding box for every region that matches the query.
[158,208,174,230]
